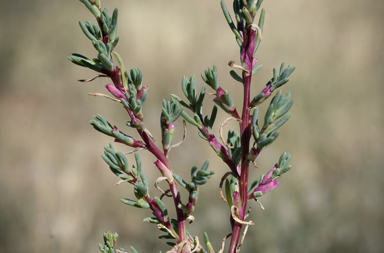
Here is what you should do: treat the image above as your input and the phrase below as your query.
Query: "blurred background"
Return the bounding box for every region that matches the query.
[1,0,383,252]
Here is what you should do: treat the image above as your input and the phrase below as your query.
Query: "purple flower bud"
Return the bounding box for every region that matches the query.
[213,87,240,118]
[253,58,258,67]
[261,85,272,98]
[105,84,125,99]
[254,165,279,195]
[137,85,148,100]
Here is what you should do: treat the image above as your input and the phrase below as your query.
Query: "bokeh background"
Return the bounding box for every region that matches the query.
[1,0,383,252]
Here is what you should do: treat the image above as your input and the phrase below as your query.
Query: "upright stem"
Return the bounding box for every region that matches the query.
[228,24,255,252]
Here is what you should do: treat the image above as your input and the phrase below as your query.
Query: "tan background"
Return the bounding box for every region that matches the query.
[1,0,383,252]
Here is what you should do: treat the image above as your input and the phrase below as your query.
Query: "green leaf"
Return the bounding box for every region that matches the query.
[111,36,120,49]
[201,160,210,171]
[252,64,263,76]
[208,105,218,130]
[134,182,148,196]
[68,53,104,72]
[202,65,219,90]
[138,168,148,188]
[230,70,243,83]
[263,103,274,128]
[173,173,188,188]
[204,232,215,253]
[136,198,149,208]
[195,85,206,114]
[267,114,290,135]
[254,8,265,54]
[171,94,191,110]
[253,124,260,139]
[109,8,118,41]
[247,0,257,10]
[130,246,139,253]
[181,111,200,127]
[120,198,137,206]
[93,40,107,55]
[231,147,241,165]
[190,165,199,178]
[143,217,160,224]
[249,93,265,108]
[90,120,113,136]
[188,76,197,106]
[198,131,208,141]
[79,0,101,17]
[112,51,127,89]
[274,100,293,120]
[241,7,253,24]
[154,197,168,219]
[86,21,101,39]
[279,62,285,76]
[98,54,114,70]
[280,66,296,80]
[256,0,264,10]
[252,107,259,126]
[274,78,289,89]
[163,129,171,149]
[181,76,189,100]
[257,131,279,148]
[274,152,292,177]
[135,152,141,171]
[158,235,174,240]
[194,170,214,186]
[221,0,243,47]
[225,179,233,207]
[112,131,134,146]
[79,21,97,41]
[102,154,120,171]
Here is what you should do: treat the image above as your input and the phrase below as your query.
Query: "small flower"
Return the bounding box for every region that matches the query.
[253,164,279,195]
[213,87,240,119]
[261,85,272,98]
[105,84,125,99]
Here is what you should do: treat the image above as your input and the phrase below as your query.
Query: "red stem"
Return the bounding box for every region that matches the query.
[198,121,239,177]
[228,25,255,253]
[108,56,190,251]
[138,121,190,252]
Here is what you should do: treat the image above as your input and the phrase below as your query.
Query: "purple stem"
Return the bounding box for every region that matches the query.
[128,173,172,230]
[105,54,190,251]
[228,23,257,253]
[199,123,239,177]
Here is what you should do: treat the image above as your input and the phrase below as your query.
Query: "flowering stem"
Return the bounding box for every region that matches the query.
[70,1,295,252]
[228,24,256,252]
[139,126,190,252]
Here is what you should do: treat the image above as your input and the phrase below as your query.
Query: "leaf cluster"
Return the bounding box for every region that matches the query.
[68,1,119,72]
[99,231,126,253]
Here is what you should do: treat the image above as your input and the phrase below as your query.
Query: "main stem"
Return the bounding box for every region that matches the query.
[228,25,255,252]
[228,74,252,253]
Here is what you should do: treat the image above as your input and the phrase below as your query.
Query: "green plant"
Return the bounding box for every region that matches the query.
[68,0,295,252]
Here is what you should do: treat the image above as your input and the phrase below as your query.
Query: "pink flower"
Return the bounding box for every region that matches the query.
[253,164,279,195]
[260,85,272,98]
[105,84,125,99]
